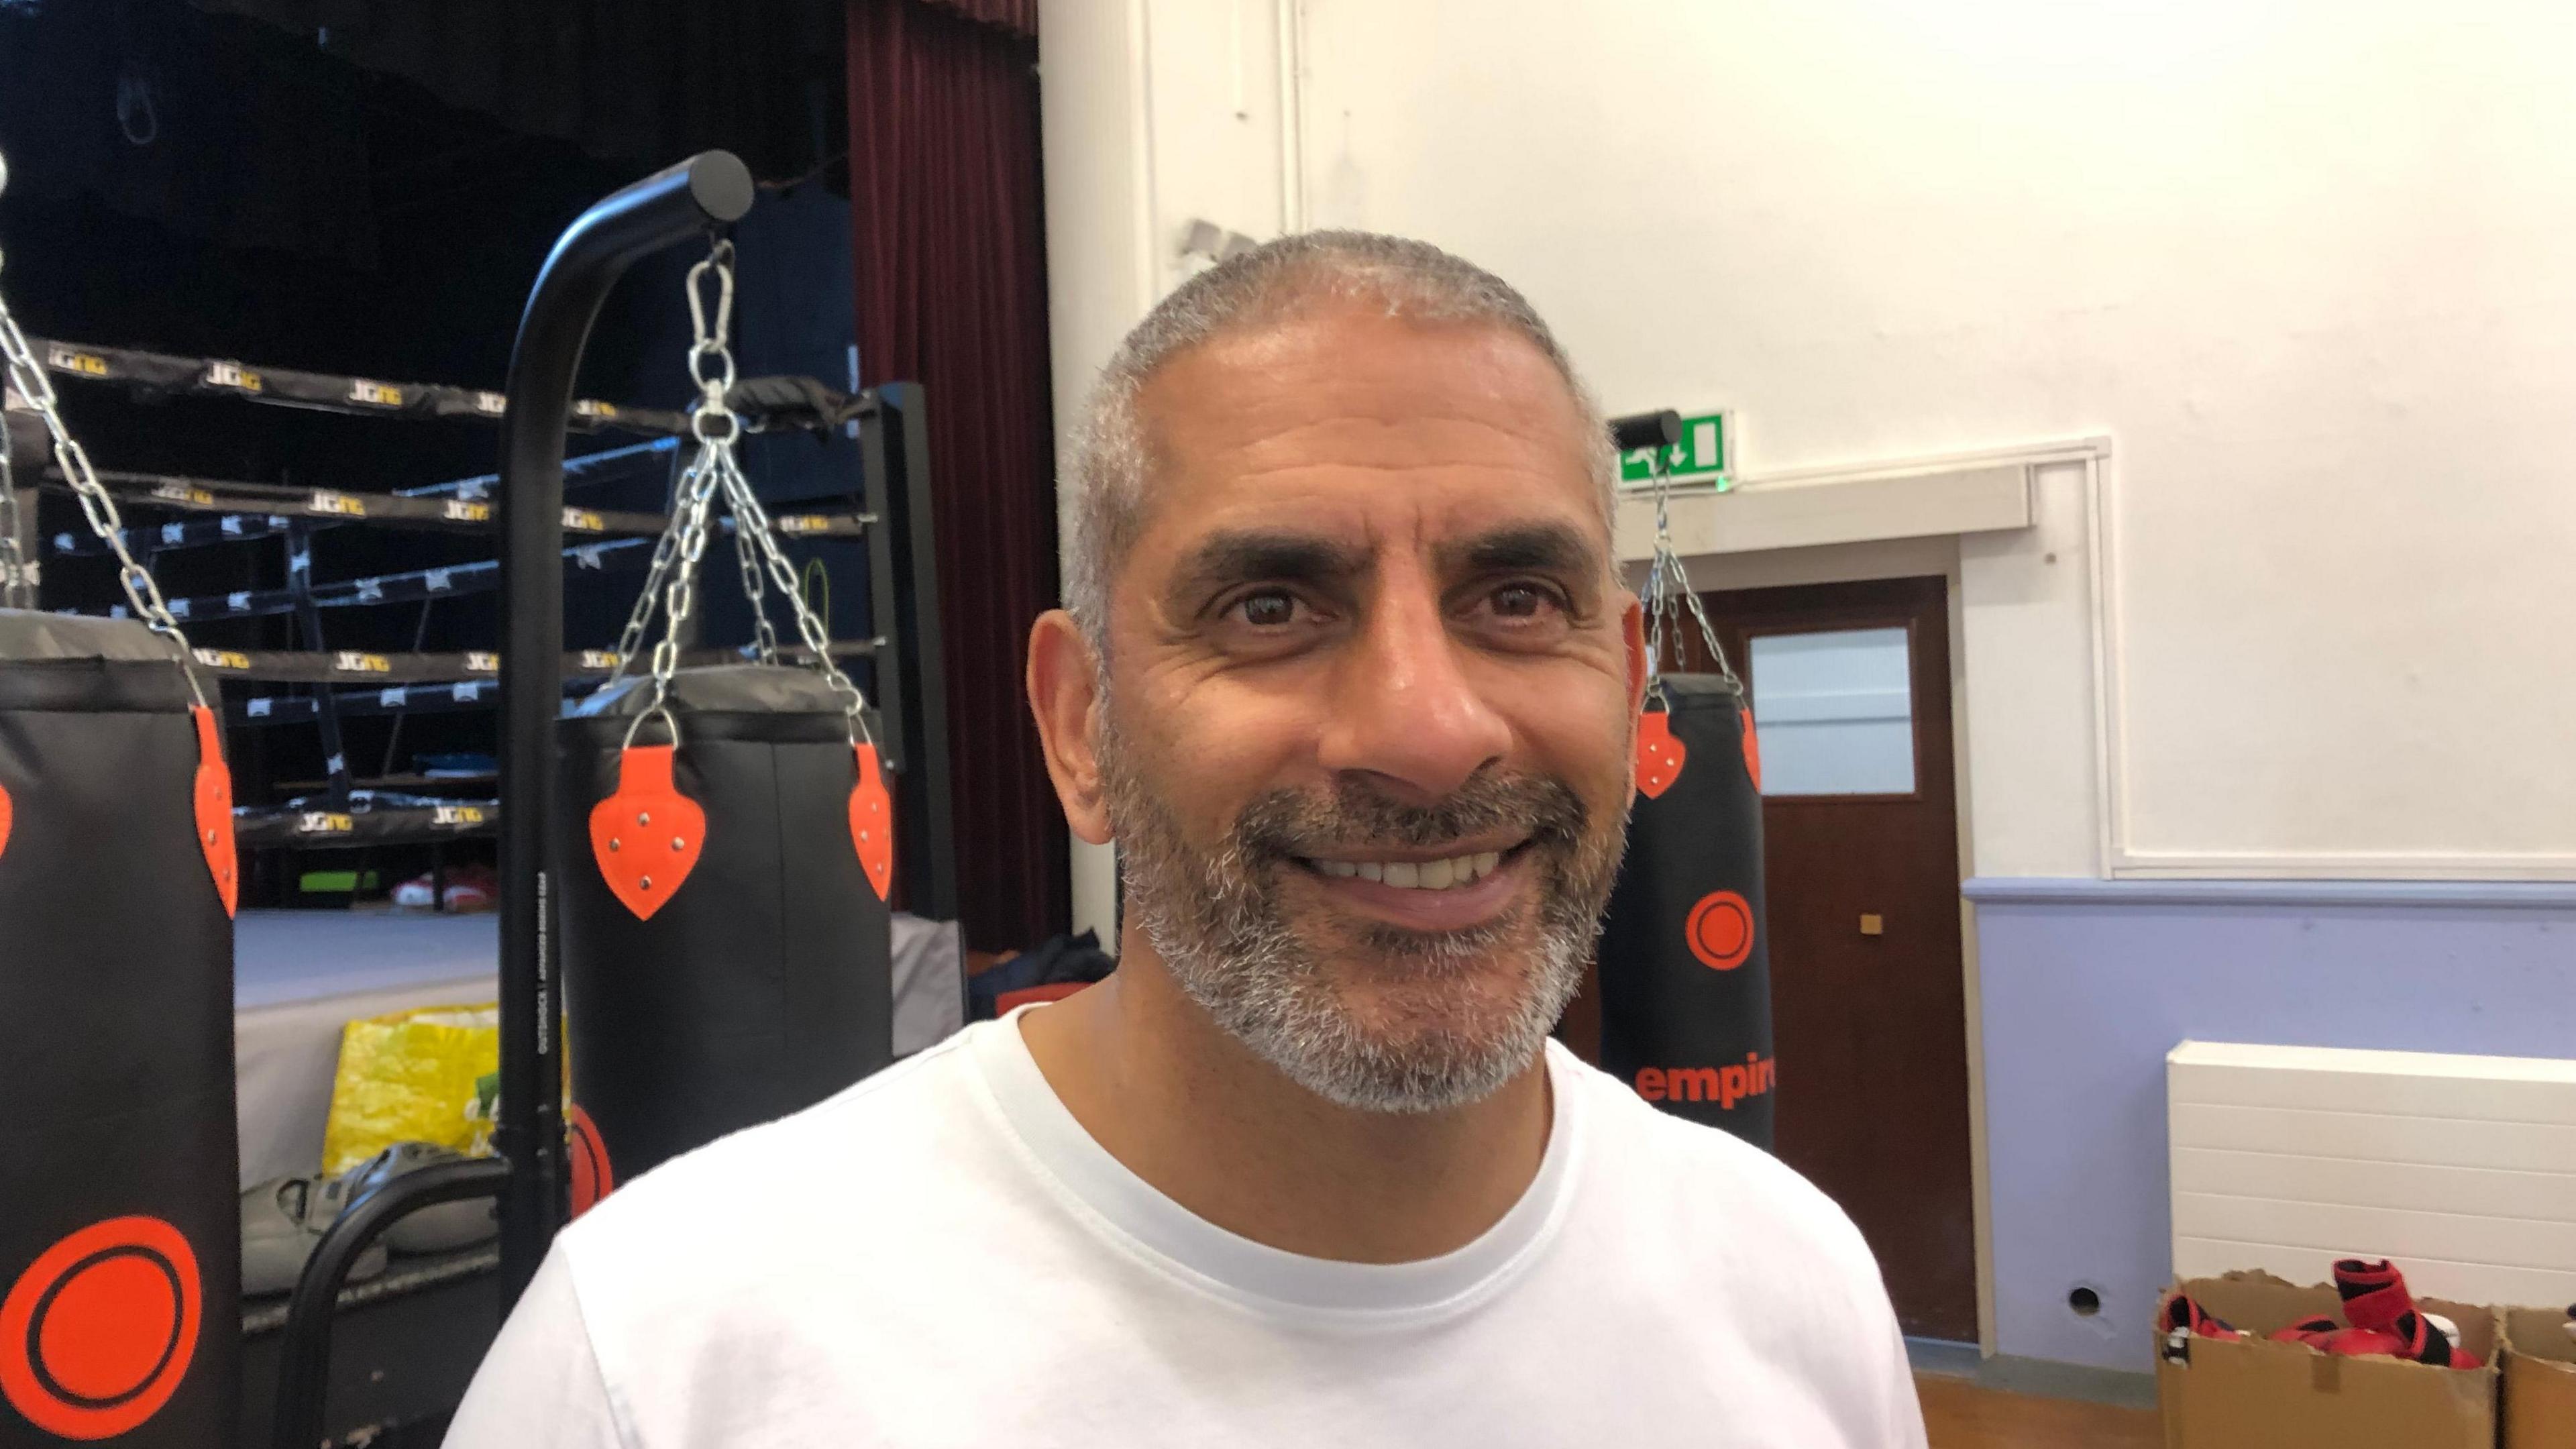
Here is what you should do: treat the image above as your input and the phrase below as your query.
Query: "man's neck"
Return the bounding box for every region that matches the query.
[1015,929,1554,1265]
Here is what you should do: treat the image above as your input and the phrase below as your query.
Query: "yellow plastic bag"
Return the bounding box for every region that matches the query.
[319,1002,499,1175]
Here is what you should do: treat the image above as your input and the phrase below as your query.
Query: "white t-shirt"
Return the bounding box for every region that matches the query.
[445,1011,1926,1448]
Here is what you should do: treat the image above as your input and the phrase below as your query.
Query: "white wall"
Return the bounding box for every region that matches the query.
[1041,0,2576,905]
[1040,0,1305,936]
[1039,0,1146,938]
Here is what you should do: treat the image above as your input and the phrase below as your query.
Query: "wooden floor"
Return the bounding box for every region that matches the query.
[1917,1374,2161,1448]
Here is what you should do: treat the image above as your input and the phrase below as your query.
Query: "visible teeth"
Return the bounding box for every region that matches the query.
[1316,851,1510,890]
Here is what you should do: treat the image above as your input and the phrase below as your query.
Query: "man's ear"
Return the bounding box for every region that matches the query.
[1619,588,1649,809]
[1620,589,1650,710]
[1026,608,1114,845]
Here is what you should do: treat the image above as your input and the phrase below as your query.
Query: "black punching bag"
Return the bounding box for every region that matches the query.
[558,665,894,1204]
[1597,672,1776,1148]
[0,612,238,1447]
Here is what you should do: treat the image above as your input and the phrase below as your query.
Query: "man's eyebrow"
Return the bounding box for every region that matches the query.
[1440,521,1606,580]
[1167,529,1369,608]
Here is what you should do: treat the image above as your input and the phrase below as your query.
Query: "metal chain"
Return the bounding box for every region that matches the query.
[0,398,29,608]
[621,242,744,745]
[616,239,871,746]
[0,152,26,610]
[603,238,743,708]
[602,468,687,687]
[690,241,869,739]
[0,228,205,703]
[621,441,724,748]
[601,437,708,688]
[714,451,870,741]
[602,521,675,684]
[729,489,783,665]
[1638,437,1735,708]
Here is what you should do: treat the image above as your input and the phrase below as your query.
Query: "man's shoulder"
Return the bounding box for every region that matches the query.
[1562,1060,1923,1447]
[1557,1048,1886,1292]
[558,1024,1000,1274]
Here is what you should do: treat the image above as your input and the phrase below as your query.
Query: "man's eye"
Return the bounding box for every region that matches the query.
[1482,582,1567,623]
[1234,590,1300,627]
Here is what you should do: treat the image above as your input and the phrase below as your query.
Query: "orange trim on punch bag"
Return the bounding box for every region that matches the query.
[588,745,705,921]
[849,741,893,901]
[1637,708,1685,799]
[0,774,13,864]
[0,1216,203,1441]
[1740,706,1762,791]
[190,706,237,918]
[566,1105,614,1220]
[1685,890,1755,971]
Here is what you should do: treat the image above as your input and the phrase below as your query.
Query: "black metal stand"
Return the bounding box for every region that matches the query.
[268,1158,510,1449]
[258,148,973,1449]
[491,151,754,1309]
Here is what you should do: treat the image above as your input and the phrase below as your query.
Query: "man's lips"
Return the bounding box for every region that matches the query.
[1290,841,1534,932]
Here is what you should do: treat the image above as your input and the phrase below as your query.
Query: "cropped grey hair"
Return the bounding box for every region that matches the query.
[1063,230,1614,647]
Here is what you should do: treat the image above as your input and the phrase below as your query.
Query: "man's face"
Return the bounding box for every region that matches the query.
[1093,303,1645,1113]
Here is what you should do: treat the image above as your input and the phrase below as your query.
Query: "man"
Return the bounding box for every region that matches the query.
[447,232,1927,1446]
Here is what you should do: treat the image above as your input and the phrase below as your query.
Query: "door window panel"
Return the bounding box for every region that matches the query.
[1746,627,1915,796]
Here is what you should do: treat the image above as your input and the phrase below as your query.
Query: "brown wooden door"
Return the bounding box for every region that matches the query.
[1684,574,1977,1341]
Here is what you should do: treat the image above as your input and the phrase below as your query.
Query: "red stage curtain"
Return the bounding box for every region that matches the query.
[847,0,1066,951]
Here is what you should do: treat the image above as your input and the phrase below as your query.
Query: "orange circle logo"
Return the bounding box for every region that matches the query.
[1685,890,1755,971]
[568,1106,614,1221]
[1,1216,201,1440]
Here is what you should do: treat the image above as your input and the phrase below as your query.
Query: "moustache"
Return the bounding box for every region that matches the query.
[1228,769,1593,867]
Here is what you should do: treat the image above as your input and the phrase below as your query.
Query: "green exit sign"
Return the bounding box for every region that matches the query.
[1619,410,1733,487]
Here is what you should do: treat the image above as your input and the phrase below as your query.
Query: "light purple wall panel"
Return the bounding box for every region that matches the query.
[1964,877,2576,1371]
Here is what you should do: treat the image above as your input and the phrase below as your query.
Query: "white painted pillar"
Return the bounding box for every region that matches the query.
[1036,0,1300,940]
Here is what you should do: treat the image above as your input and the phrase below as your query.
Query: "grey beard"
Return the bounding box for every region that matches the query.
[1100,719,1622,1115]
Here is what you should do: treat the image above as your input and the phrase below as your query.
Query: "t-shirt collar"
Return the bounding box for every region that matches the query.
[968,1005,1586,1326]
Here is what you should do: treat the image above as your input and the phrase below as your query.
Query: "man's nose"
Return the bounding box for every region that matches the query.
[1316,569,1511,800]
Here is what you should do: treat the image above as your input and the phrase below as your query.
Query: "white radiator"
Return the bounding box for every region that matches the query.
[2168,1040,2576,1308]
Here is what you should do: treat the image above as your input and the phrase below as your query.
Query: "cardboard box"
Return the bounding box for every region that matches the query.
[2502,1306,2576,1449]
[2156,1273,2499,1449]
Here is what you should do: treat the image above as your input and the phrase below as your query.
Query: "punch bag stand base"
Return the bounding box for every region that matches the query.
[266,152,755,1449]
